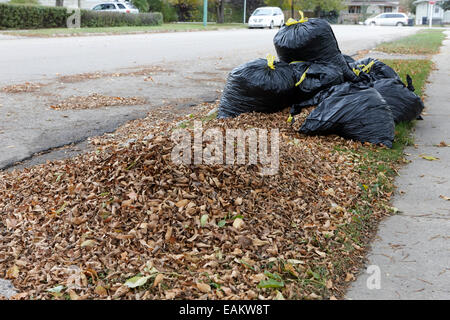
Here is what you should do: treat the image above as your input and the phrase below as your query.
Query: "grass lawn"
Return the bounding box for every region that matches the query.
[0,23,248,37]
[376,29,446,55]
[336,58,433,263]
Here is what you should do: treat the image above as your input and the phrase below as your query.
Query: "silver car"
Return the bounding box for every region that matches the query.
[92,2,139,14]
[365,13,408,26]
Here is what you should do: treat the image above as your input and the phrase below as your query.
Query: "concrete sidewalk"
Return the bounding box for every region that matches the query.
[347,31,450,300]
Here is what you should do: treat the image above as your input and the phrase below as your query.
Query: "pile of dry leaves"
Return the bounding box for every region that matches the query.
[50,94,147,111]
[1,82,45,93]
[0,104,394,300]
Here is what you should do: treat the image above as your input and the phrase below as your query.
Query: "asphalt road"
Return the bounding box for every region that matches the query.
[0,26,421,85]
[0,25,422,170]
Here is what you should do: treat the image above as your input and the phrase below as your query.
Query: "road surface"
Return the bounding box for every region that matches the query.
[0,25,422,170]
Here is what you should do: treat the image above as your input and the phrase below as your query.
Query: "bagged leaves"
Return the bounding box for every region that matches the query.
[290,76,346,116]
[299,83,395,148]
[350,58,399,81]
[373,76,424,123]
[291,61,344,101]
[218,55,295,118]
[342,54,355,64]
[273,12,358,82]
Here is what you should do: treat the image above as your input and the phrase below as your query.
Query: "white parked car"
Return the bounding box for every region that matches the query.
[364,13,408,26]
[248,7,284,29]
[92,2,139,14]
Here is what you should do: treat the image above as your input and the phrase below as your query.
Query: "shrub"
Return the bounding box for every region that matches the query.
[8,0,40,5]
[0,3,163,29]
[80,11,163,28]
[0,3,69,29]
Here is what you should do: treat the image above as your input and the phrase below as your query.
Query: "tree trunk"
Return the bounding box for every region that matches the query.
[290,0,294,19]
[55,0,64,7]
[217,0,225,24]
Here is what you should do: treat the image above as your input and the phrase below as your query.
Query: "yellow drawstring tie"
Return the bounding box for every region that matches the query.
[353,60,375,76]
[295,67,309,86]
[285,10,308,26]
[361,60,375,73]
[266,54,276,70]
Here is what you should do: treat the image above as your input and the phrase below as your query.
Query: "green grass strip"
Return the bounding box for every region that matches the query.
[376,29,446,55]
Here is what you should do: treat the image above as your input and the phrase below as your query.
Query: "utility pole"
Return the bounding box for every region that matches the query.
[203,0,208,27]
[429,1,435,28]
[243,0,247,24]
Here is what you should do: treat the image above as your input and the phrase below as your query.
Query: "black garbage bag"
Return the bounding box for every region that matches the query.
[291,61,344,99]
[342,54,355,64]
[373,76,424,123]
[218,56,296,118]
[290,77,345,116]
[299,83,395,148]
[273,13,358,82]
[350,58,400,81]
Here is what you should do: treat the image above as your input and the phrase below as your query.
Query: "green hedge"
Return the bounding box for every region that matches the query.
[0,3,69,29]
[81,10,163,28]
[0,3,163,29]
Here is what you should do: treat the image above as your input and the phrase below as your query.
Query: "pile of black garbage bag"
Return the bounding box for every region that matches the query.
[218,12,424,148]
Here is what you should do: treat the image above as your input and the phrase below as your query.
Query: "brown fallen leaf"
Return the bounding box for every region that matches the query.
[94,285,108,297]
[6,265,19,279]
[345,273,355,282]
[196,282,211,293]
[69,289,80,300]
[153,274,164,287]
[232,218,244,230]
[176,199,189,208]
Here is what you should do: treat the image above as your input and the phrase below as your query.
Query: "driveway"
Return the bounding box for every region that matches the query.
[0,25,422,169]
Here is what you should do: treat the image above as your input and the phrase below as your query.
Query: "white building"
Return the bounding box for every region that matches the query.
[340,0,401,23]
[413,0,450,25]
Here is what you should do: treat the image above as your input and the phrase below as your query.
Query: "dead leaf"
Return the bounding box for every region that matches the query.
[345,273,355,282]
[94,285,108,297]
[232,218,244,230]
[176,199,189,208]
[153,274,164,287]
[196,282,211,293]
[419,154,439,161]
[6,265,19,279]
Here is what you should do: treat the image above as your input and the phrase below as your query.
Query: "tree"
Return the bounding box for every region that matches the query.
[133,0,150,12]
[264,0,344,18]
[211,0,225,23]
[438,0,450,11]
[167,0,201,21]
[399,0,417,14]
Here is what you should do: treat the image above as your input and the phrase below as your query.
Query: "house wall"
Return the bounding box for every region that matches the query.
[415,2,447,24]
[445,10,450,23]
[341,4,400,15]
